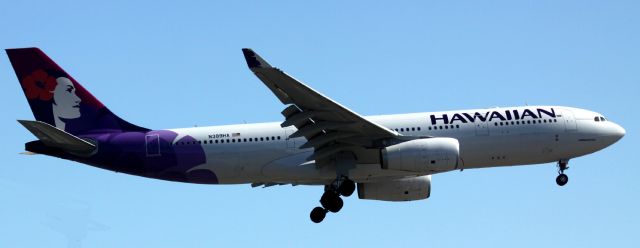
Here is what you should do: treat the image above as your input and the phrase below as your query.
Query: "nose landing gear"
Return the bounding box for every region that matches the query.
[309,176,356,223]
[556,160,569,186]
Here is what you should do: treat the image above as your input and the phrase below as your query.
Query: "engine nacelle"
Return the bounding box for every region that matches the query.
[381,138,460,173]
[357,176,431,201]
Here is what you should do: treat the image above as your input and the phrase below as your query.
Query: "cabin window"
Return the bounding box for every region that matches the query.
[417,127,421,131]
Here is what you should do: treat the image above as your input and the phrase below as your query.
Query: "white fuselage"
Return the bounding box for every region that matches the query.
[167,106,624,185]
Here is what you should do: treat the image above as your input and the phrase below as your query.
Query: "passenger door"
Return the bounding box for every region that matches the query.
[145,134,161,157]
[284,128,296,150]
[474,122,489,136]
[563,110,578,132]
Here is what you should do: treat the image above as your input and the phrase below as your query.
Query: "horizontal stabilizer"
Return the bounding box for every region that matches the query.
[18,120,96,154]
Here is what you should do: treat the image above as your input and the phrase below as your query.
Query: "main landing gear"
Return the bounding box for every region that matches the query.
[310,176,356,223]
[556,159,569,186]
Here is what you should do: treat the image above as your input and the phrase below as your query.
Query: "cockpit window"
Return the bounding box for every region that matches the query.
[600,117,606,121]
[594,117,600,122]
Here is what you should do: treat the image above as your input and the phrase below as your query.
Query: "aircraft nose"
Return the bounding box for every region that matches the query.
[609,122,625,142]
[614,123,625,138]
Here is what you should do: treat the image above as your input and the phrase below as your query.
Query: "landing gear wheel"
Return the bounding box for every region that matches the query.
[310,207,327,223]
[320,192,343,213]
[555,159,570,186]
[556,174,569,186]
[338,179,356,197]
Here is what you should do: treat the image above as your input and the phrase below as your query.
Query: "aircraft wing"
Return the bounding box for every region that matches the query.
[242,49,400,161]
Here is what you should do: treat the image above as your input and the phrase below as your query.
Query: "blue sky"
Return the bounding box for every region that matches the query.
[1,0,638,247]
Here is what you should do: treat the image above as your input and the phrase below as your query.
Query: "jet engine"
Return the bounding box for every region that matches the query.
[381,138,460,173]
[357,175,431,201]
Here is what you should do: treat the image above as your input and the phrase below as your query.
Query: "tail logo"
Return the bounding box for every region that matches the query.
[21,69,82,130]
[21,69,56,101]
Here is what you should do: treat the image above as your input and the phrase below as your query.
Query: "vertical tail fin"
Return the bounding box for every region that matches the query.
[6,47,148,134]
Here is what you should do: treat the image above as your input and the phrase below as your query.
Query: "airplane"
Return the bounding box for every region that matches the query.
[7,48,625,223]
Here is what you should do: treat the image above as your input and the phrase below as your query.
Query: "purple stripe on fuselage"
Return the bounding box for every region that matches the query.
[63,130,219,184]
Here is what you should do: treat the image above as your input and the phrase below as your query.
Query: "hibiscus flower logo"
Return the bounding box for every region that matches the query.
[21,69,57,101]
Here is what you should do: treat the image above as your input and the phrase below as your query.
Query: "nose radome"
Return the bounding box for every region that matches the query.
[616,124,626,138]
[611,123,626,140]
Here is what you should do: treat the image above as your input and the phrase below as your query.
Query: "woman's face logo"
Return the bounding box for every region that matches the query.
[20,70,83,130]
[53,77,81,118]
[52,77,81,129]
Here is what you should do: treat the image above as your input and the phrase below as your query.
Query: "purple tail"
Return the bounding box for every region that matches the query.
[7,47,148,134]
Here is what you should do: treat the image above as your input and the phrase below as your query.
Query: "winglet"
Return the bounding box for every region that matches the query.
[242,48,272,69]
